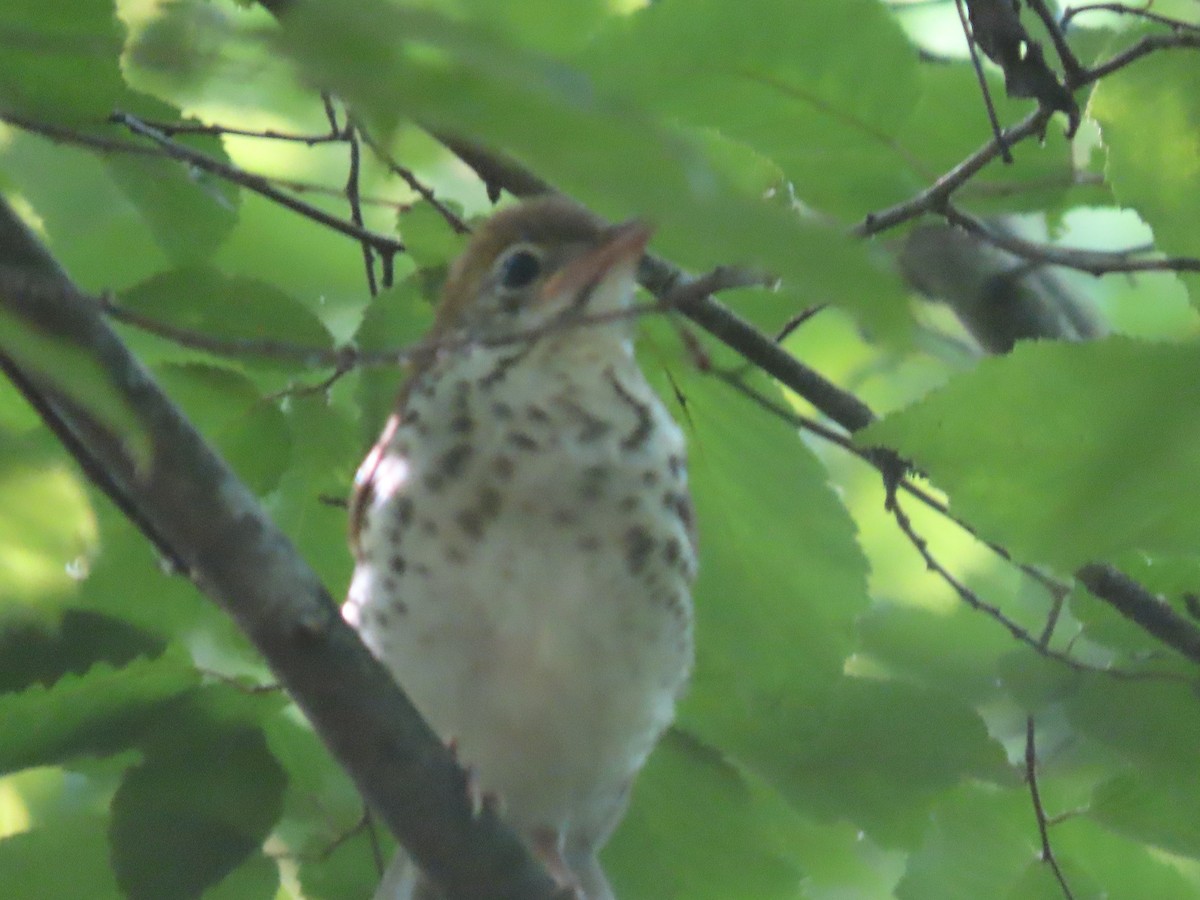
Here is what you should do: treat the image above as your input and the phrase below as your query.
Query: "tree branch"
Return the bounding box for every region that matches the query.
[1077,564,1200,666]
[943,204,1200,275]
[0,199,564,900]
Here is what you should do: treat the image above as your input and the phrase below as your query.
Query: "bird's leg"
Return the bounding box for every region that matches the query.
[530,827,585,899]
[446,736,501,819]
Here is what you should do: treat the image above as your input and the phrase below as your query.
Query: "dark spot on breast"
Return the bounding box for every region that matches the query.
[663,490,694,530]
[578,535,600,552]
[388,596,408,616]
[618,495,639,513]
[394,496,414,528]
[492,401,514,419]
[508,431,539,451]
[553,508,578,526]
[478,487,502,519]
[642,469,659,487]
[450,414,473,434]
[421,519,439,536]
[563,398,612,443]
[668,454,685,478]
[580,465,609,501]
[493,455,515,480]
[663,537,681,566]
[439,444,474,480]
[457,508,485,539]
[526,405,549,423]
[390,555,407,575]
[606,370,654,451]
[624,525,655,574]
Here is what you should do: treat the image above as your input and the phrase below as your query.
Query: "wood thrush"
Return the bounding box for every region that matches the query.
[344,197,697,900]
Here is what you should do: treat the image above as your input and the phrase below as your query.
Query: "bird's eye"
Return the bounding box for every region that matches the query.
[497,246,542,290]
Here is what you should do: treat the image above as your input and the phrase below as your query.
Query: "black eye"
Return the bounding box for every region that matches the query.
[498,248,542,290]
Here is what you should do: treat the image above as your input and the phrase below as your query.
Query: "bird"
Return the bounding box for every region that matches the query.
[343,196,697,899]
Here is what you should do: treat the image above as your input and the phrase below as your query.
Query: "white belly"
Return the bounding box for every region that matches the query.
[345,342,695,846]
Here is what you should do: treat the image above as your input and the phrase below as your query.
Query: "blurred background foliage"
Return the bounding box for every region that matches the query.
[2,0,1199,898]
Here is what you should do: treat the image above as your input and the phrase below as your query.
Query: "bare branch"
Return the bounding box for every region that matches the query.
[857,109,1051,236]
[943,205,1200,275]
[0,199,564,900]
[1025,717,1077,900]
[1077,565,1200,666]
[1062,3,1200,34]
[108,111,406,257]
[955,0,1014,163]
[357,123,472,235]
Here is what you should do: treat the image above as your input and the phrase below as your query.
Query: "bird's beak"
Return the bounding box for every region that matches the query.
[541,219,653,311]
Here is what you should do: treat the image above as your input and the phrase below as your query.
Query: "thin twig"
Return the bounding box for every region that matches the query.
[357,123,472,235]
[1077,31,1200,83]
[857,109,1050,235]
[343,120,380,296]
[709,368,1181,683]
[1062,3,1200,33]
[109,111,406,256]
[1025,716,1077,900]
[955,0,1014,163]
[129,118,347,145]
[1025,0,1086,82]
[944,204,1200,275]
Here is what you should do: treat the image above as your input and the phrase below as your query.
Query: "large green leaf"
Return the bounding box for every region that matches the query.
[859,337,1200,570]
[606,732,803,900]
[0,0,125,122]
[1091,39,1200,300]
[120,266,334,364]
[109,687,287,900]
[0,651,197,774]
[272,0,908,339]
[0,812,122,899]
[152,361,292,495]
[583,0,922,218]
[0,309,151,466]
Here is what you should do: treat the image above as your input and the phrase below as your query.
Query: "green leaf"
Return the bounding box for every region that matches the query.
[103,152,238,266]
[658,358,869,713]
[0,0,125,122]
[110,690,287,900]
[1091,41,1200,294]
[352,278,434,450]
[857,602,1020,704]
[0,651,197,774]
[0,132,170,290]
[1092,771,1200,859]
[897,783,1037,900]
[607,731,802,900]
[120,266,333,365]
[272,0,909,339]
[0,308,151,467]
[0,812,122,899]
[753,677,1009,849]
[153,362,292,494]
[0,433,96,606]
[858,338,1200,570]
[1053,816,1200,900]
[585,0,923,217]
[0,608,164,694]
[398,201,464,269]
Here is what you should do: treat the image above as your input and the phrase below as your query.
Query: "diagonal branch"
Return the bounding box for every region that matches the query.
[0,199,565,900]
